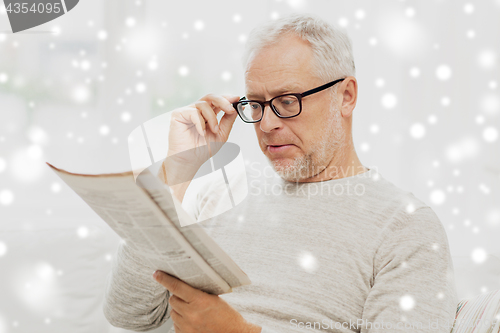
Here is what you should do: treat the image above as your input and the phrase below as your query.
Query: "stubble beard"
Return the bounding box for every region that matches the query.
[271,98,346,182]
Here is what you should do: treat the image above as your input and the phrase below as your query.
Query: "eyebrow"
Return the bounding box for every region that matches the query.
[246,85,303,100]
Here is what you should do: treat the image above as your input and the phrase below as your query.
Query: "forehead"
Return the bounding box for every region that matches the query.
[244,34,317,98]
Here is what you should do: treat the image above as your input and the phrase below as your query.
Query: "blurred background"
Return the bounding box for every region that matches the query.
[0,0,499,332]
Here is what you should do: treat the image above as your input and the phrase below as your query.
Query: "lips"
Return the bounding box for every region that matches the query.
[267,144,294,154]
[266,142,291,147]
[267,144,291,149]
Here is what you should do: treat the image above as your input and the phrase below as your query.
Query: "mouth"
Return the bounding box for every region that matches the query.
[267,144,294,154]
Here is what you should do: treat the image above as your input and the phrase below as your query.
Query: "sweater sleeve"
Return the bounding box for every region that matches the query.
[360,206,458,333]
[103,240,172,331]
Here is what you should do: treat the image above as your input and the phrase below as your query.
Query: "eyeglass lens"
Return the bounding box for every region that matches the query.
[237,95,300,122]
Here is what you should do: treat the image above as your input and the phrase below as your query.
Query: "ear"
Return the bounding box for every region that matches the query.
[339,77,358,118]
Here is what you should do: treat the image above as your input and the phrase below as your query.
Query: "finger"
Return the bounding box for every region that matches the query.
[221,94,241,105]
[218,110,238,137]
[195,100,219,134]
[173,107,205,137]
[170,307,183,319]
[154,270,198,303]
[169,294,189,315]
[210,95,240,121]
[171,309,188,331]
[200,94,240,115]
[184,108,206,137]
[219,94,241,115]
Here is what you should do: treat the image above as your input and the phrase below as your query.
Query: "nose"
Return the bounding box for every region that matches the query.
[258,103,283,133]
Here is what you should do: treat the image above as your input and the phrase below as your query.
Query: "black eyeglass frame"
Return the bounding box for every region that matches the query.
[232,77,346,123]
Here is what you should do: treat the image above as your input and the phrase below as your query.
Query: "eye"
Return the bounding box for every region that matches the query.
[278,97,297,105]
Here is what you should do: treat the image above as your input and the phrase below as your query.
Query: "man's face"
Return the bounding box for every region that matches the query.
[244,34,347,182]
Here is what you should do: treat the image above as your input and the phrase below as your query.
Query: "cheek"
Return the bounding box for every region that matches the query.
[286,123,310,149]
[296,107,332,146]
[312,104,336,132]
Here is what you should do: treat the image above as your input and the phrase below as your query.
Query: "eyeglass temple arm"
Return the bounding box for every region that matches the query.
[232,97,246,109]
[300,78,346,98]
[232,77,346,107]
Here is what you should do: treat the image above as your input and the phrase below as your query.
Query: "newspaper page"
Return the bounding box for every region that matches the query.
[46,162,234,295]
[135,170,251,289]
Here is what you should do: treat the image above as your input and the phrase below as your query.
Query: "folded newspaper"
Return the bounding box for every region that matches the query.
[46,162,251,295]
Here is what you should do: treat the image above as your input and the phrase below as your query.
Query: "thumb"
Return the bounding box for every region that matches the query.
[218,110,238,139]
[217,94,240,139]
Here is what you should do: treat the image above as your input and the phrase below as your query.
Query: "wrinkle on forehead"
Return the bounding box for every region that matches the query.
[244,34,316,99]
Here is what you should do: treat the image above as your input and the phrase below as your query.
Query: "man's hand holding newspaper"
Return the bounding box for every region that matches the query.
[153,270,261,333]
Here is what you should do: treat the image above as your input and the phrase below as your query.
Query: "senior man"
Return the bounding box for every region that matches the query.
[103,13,458,333]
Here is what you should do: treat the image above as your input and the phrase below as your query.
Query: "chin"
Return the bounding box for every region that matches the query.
[270,157,311,182]
[269,156,294,171]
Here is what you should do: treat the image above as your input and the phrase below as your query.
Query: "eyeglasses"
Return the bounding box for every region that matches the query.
[232,77,346,123]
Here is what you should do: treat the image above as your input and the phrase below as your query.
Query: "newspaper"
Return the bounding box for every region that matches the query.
[46,162,251,295]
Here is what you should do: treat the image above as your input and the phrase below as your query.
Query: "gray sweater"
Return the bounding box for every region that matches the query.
[103,166,458,332]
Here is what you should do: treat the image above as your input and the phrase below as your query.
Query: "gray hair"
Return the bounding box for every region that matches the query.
[243,13,356,94]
